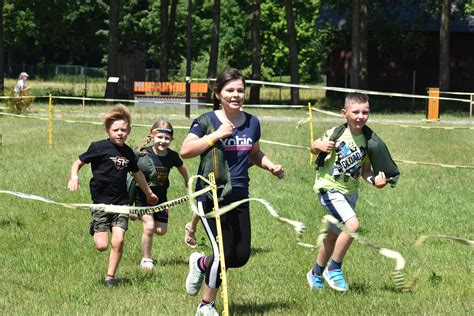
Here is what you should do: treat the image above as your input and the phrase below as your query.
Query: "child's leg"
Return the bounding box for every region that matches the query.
[331,216,359,263]
[185,213,199,247]
[107,226,126,277]
[316,230,338,268]
[93,232,109,252]
[91,211,111,252]
[190,212,200,231]
[141,214,156,259]
[154,221,167,235]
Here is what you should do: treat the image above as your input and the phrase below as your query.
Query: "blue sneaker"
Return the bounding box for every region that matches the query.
[306,270,324,289]
[323,268,348,291]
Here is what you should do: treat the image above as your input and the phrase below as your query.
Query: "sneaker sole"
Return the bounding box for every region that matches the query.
[306,271,324,289]
[323,271,348,292]
[306,271,315,289]
[185,252,203,296]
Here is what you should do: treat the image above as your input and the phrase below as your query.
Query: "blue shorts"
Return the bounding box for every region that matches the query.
[318,189,358,233]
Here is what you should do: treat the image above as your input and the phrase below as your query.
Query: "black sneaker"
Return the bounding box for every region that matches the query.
[88,221,95,236]
[104,278,117,287]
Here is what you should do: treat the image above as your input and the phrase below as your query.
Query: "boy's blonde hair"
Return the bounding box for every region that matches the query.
[103,104,131,129]
[344,93,369,109]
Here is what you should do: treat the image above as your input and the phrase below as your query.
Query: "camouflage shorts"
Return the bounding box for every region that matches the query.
[91,210,129,233]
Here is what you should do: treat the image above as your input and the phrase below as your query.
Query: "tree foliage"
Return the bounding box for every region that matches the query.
[2,0,472,85]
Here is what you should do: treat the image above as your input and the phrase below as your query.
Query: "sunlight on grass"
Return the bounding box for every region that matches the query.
[0,105,472,314]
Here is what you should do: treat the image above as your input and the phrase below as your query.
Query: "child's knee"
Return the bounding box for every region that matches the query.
[95,240,109,252]
[154,223,168,236]
[155,228,167,236]
[345,217,360,232]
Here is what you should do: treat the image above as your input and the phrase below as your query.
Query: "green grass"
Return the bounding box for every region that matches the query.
[0,104,473,315]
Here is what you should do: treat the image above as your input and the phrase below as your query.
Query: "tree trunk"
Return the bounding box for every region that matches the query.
[439,0,451,92]
[207,0,220,80]
[359,0,368,89]
[169,0,178,48]
[351,0,368,89]
[105,0,120,99]
[160,0,170,82]
[249,0,261,105]
[0,0,4,94]
[284,0,300,105]
[351,0,360,89]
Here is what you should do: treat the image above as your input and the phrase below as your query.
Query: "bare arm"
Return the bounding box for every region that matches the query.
[177,164,189,188]
[132,170,159,205]
[68,159,85,191]
[249,141,285,179]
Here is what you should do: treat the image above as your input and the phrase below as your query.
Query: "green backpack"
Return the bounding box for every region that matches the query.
[127,150,157,205]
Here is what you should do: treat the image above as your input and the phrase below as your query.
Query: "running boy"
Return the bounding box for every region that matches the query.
[68,104,158,286]
[129,120,189,269]
[306,93,393,292]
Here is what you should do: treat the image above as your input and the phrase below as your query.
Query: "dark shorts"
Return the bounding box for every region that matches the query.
[135,189,168,223]
[141,208,168,223]
[91,210,129,232]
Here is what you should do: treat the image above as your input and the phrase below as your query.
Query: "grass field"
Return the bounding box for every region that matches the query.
[0,103,473,315]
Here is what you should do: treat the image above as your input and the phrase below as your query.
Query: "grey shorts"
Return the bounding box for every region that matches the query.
[318,189,358,233]
[91,210,129,233]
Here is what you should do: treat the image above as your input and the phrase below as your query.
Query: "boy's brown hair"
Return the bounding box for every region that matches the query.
[344,93,369,109]
[103,104,131,129]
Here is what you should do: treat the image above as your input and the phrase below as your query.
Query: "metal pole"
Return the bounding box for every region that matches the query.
[185,0,192,118]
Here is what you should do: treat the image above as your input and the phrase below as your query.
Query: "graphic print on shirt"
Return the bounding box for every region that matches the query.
[109,156,129,170]
[222,134,253,151]
[155,167,170,186]
[332,140,367,180]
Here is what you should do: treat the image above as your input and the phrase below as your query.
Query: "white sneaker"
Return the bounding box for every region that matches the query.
[140,258,155,270]
[186,252,205,296]
[195,301,219,316]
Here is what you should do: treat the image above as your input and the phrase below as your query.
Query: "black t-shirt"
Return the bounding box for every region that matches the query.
[79,139,139,205]
[135,147,183,206]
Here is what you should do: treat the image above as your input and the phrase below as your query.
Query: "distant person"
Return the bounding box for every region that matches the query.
[68,104,158,286]
[180,68,284,315]
[14,72,30,97]
[306,92,398,292]
[128,119,189,270]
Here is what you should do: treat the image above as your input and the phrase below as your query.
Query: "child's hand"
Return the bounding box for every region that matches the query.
[146,193,159,205]
[373,171,388,188]
[68,176,79,191]
[320,140,335,153]
[270,165,285,179]
[312,140,335,153]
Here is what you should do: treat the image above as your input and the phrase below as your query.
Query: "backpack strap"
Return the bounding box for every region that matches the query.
[194,114,232,200]
[315,123,347,169]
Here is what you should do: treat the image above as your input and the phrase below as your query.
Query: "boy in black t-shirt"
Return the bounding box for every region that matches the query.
[68,104,158,286]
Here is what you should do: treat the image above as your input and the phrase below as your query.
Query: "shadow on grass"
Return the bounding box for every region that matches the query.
[251,247,271,255]
[0,217,24,228]
[230,300,294,314]
[347,282,370,294]
[159,257,189,266]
